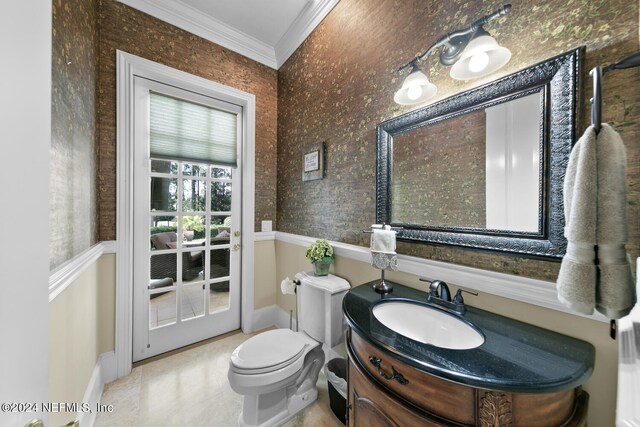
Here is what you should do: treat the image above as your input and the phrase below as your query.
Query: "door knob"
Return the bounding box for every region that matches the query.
[234,231,241,237]
[232,243,241,251]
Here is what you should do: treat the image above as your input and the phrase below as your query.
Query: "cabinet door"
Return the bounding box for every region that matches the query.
[350,330,476,424]
[348,354,446,427]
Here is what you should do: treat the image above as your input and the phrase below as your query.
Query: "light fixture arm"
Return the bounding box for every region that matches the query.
[397,4,511,73]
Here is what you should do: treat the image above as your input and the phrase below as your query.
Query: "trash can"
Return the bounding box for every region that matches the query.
[325,358,347,424]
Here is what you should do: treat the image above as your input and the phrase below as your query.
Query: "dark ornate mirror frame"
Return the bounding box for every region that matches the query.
[376,48,583,259]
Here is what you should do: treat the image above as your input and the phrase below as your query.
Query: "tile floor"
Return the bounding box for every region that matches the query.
[95,330,345,427]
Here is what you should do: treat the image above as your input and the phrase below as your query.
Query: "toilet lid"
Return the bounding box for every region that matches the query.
[231,329,308,373]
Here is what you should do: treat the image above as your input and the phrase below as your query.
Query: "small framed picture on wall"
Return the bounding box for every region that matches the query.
[302,142,325,182]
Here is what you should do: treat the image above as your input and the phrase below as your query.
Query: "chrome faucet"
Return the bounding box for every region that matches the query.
[419,278,478,315]
[428,280,451,301]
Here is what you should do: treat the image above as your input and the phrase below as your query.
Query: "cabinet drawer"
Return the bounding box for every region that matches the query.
[350,330,476,425]
[348,346,446,427]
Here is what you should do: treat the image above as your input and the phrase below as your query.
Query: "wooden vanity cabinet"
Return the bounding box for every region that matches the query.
[346,329,588,427]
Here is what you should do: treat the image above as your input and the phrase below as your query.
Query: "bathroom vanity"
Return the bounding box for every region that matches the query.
[343,282,595,426]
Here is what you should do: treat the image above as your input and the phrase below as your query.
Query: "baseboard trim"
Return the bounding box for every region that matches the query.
[76,351,114,427]
[252,304,297,332]
[251,305,279,331]
[100,351,117,385]
[275,305,297,330]
[49,241,117,302]
[274,231,608,323]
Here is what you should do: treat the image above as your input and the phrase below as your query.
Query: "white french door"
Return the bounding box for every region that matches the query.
[132,77,242,361]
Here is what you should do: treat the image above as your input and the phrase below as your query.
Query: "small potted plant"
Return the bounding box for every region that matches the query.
[305,239,334,276]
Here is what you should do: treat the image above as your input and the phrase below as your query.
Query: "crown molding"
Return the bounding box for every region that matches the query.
[274,0,341,67]
[117,0,277,68]
[118,0,340,70]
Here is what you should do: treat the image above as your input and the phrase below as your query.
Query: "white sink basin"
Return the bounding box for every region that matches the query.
[372,301,485,350]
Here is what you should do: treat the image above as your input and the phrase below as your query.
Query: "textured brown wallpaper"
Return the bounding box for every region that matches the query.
[50,0,99,269]
[96,0,278,240]
[277,0,640,281]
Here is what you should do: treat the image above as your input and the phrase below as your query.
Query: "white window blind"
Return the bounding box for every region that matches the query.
[150,91,238,167]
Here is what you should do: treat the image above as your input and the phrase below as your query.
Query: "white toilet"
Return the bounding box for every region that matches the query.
[228,271,350,427]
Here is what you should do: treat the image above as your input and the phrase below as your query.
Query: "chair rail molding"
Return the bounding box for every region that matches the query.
[274,232,609,323]
[116,50,256,379]
[254,231,276,241]
[49,241,117,303]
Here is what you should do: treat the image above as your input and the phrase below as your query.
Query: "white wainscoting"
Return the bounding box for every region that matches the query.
[271,231,609,323]
[48,242,117,427]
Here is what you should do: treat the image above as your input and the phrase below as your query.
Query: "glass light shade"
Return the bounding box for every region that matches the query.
[393,68,437,105]
[449,34,511,80]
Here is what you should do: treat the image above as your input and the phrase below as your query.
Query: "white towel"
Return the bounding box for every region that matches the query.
[557,126,598,315]
[557,124,637,319]
[370,226,397,253]
[595,124,636,319]
[370,225,398,271]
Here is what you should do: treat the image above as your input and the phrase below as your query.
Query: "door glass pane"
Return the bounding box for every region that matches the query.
[209,248,230,280]
[149,290,176,329]
[210,284,229,313]
[211,166,232,179]
[211,215,231,238]
[150,217,178,246]
[183,162,207,177]
[151,159,178,174]
[182,215,206,242]
[182,179,206,211]
[183,250,204,282]
[151,177,178,211]
[181,284,205,321]
[211,181,232,212]
[150,252,177,283]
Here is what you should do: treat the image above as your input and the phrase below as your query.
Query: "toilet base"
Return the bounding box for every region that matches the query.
[238,386,318,427]
[233,341,325,427]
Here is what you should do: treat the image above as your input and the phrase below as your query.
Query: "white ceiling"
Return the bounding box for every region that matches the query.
[118,0,340,69]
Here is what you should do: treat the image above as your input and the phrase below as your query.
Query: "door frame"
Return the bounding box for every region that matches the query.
[115,50,256,378]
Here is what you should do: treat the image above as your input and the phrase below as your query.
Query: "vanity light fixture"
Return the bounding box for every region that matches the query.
[394,4,512,105]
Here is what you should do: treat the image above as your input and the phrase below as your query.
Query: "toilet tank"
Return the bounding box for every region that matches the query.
[295,272,350,347]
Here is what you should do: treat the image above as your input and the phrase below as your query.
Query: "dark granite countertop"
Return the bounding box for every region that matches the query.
[343,281,595,393]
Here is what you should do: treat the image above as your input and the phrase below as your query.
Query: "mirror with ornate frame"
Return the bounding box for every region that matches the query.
[376,48,583,258]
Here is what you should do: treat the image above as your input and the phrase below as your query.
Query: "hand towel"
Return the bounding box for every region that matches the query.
[370,225,398,271]
[595,124,636,318]
[557,126,598,315]
[370,226,397,253]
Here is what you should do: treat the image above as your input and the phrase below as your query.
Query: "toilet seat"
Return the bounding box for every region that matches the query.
[230,329,309,375]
